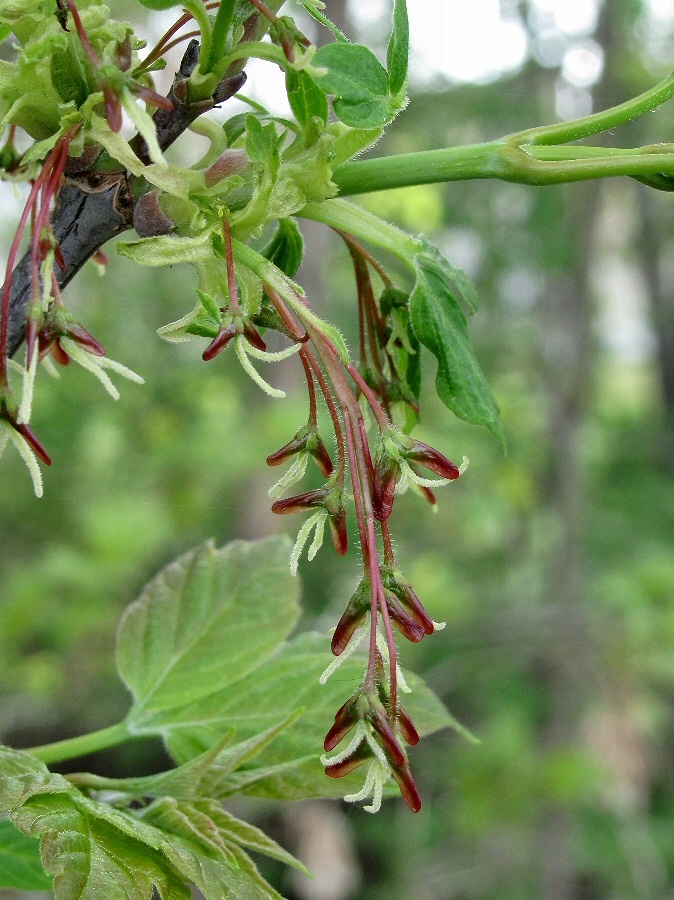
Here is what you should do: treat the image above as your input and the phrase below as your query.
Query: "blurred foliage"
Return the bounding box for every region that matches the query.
[3,1,674,898]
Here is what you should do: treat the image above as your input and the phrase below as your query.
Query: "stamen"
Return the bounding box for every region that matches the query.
[234,335,286,398]
[320,626,366,684]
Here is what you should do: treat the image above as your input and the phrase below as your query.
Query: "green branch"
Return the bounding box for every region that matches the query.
[333,71,674,196]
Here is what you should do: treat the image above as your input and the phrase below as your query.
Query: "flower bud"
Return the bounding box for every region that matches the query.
[243,323,266,353]
[67,324,105,357]
[367,700,405,767]
[204,149,248,188]
[307,434,333,478]
[328,503,348,556]
[266,429,310,467]
[50,340,70,367]
[133,189,174,238]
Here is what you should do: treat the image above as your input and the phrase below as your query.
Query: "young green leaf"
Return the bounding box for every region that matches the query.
[0,749,190,899]
[310,43,398,128]
[387,0,409,99]
[118,539,300,731]
[209,805,310,874]
[410,241,506,448]
[286,69,329,133]
[0,746,289,898]
[0,819,51,890]
[262,217,305,278]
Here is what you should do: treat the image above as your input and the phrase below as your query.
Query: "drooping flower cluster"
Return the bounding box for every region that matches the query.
[0,0,466,812]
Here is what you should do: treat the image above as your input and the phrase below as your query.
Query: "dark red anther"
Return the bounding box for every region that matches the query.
[51,340,70,366]
[381,567,434,636]
[243,323,266,353]
[202,322,237,361]
[390,759,422,813]
[91,249,108,268]
[266,431,309,467]
[271,488,327,515]
[331,579,369,655]
[397,704,419,746]
[384,590,426,643]
[324,741,373,779]
[407,440,461,480]
[323,695,360,752]
[67,324,105,357]
[418,484,436,507]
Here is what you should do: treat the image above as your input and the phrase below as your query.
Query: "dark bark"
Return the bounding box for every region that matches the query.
[3,41,245,359]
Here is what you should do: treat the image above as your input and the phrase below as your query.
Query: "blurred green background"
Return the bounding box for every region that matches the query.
[2,1,674,898]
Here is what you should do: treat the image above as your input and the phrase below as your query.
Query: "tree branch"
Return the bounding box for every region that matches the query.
[4,40,246,359]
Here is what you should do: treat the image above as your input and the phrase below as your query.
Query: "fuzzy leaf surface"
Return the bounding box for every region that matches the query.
[118,538,300,731]
[0,746,287,898]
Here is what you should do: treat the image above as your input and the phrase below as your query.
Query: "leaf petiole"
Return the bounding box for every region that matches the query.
[25,721,132,765]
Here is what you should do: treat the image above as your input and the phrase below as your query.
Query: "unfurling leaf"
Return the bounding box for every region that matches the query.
[410,238,505,449]
[387,0,409,99]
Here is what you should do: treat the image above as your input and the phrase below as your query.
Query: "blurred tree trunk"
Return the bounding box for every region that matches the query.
[536,180,597,900]
[637,189,674,421]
